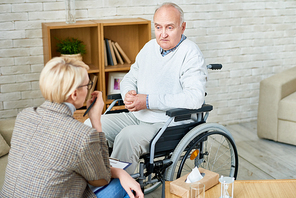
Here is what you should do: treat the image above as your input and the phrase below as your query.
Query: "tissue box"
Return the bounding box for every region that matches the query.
[169,167,219,198]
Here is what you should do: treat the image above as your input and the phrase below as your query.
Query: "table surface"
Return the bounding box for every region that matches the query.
[165,179,296,198]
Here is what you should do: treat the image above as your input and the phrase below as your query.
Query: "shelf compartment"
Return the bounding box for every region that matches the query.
[42,21,100,70]
[105,64,131,72]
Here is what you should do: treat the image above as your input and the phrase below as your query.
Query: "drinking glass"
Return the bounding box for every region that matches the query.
[219,176,234,198]
[190,182,205,198]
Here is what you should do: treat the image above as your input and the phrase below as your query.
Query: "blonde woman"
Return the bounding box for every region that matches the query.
[0,57,143,198]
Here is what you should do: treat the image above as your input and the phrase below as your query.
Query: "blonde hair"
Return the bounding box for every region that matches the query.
[39,57,89,103]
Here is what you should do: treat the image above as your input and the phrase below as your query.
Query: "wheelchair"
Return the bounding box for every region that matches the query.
[104,64,239,197]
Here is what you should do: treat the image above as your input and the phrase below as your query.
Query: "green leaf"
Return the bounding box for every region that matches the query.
[55,37,86,55]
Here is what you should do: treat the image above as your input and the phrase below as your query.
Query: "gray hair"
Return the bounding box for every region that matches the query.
[154,2,185,26]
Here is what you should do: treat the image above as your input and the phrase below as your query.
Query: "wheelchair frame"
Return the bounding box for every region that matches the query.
[105,64,239,197]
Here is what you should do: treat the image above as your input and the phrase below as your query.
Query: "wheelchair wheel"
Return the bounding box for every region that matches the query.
[165,123,238,181]
[144,181,161,195]
[134,159,162,195]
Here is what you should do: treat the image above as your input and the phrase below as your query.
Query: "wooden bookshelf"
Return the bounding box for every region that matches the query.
[94,18,151,106]
[42,18,151,112]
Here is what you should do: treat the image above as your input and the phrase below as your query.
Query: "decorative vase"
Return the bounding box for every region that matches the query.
[65,0,76,24]
[61,53,82,61]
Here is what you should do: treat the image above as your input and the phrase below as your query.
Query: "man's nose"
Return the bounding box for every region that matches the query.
[161,29,168,38]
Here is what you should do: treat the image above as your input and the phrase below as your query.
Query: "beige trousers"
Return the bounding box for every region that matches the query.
[101,112,164,174]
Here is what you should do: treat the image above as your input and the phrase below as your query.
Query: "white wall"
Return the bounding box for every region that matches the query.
[0,0,295,124]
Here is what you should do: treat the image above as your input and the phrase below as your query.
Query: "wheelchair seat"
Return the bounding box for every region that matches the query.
[146,104,213,158]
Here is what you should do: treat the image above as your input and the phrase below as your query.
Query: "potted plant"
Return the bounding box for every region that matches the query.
[55,37,86,61]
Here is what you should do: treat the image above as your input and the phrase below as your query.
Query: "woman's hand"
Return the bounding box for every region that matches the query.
[86,91,104,132]
[111,167,144,198]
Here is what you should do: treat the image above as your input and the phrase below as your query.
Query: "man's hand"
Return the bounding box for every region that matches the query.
[124,90,137,106]
[124,90,147,111]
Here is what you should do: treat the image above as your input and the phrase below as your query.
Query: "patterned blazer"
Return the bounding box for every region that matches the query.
[0,101,111,198]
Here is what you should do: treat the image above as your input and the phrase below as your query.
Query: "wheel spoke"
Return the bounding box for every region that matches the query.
[210,135,225,167]
[168,130,238,181]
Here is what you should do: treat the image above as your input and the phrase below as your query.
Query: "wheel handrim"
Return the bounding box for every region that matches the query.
[171,131,238,180]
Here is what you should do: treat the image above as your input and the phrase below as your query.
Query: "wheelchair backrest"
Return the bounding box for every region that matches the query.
[149,121,203,157]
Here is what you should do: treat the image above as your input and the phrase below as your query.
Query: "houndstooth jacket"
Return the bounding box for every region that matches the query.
[0,101,110,198]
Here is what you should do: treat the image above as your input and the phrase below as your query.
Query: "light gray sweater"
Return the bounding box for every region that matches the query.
[121,38,208,123]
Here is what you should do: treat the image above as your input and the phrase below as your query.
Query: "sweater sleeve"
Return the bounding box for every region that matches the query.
[149,50,208,111]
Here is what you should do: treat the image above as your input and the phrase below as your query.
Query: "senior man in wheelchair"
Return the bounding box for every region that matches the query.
[85,2,208,175]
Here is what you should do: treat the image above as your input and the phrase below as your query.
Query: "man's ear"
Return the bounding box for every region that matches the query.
[181,22,186,33]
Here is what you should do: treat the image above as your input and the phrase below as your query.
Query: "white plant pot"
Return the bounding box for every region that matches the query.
[61,53,82,61]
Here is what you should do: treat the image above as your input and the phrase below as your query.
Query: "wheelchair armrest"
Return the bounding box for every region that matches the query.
[104,94,125,115]
[166,104,213,118]
[107,94,122,100]
[107,94,124,106]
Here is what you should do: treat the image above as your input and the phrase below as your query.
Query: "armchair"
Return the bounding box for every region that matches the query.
[257,67,296,145]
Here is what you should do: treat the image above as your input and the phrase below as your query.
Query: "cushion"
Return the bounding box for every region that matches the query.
[278,92,296,122]
[0,134,10,157]
[0,154,9,188]
[278,120,296,145]
[0,118,15,146]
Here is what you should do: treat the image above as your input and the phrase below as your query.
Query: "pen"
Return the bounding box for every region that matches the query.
[109,157,120,161]
[83,97,97,117]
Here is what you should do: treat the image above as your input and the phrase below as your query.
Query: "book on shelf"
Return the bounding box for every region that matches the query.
[108,39,117,65]
[85,74,97,102]
[111,41,124,65]
[104,39,132,65]
[105,38,114,66]
[114,42,131,64]
[103,40,108,66]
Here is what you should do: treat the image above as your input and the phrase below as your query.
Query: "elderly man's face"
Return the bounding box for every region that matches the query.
[153,6,186,51]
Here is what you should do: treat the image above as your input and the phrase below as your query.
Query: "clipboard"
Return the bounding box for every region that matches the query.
[109,158,131,170]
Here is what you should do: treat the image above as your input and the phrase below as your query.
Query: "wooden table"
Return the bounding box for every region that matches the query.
[165,179,296,198]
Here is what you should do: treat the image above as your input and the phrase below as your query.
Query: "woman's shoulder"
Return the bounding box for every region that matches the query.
[62,116,95,135]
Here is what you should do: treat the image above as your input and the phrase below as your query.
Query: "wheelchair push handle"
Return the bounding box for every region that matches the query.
[207,64,222,70]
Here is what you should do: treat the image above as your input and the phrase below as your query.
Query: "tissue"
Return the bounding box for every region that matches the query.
[185,166,203,183]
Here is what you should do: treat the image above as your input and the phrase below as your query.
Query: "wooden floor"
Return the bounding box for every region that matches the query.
[146,121,296,197]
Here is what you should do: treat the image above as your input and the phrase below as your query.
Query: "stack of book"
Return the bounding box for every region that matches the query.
[104,38,131,66]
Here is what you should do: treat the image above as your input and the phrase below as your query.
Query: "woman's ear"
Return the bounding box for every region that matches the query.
[67,89,78,103]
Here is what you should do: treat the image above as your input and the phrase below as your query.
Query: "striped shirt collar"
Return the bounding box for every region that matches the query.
[160,34,187,57]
